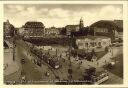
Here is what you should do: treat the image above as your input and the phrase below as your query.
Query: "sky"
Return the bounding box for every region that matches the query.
[4,4,123,28]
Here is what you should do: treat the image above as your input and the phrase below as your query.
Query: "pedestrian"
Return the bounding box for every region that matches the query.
[80,61,82,64]
[105,60,106,64]
[97,62,99,66]
[6,63,8,68]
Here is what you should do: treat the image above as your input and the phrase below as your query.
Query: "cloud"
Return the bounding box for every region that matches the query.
[48,8,70,18]
[4,4,123,28]
[98,5,122,20]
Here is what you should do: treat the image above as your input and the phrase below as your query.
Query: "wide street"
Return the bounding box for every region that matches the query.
[15,39,85,84]
[4,37,123,84]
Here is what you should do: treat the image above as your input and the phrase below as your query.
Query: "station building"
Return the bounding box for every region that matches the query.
[90,20,123,41]
[76,36,111,52]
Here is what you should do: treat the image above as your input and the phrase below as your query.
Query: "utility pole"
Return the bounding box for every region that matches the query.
[13,29,15,61]
[13,38,15,61]
[67,32,73,81]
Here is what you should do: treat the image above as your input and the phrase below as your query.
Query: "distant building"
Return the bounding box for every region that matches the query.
[76,36,111,52]
[90,20,123,40]
[65,25,79,35]
[45,26,60,35]
[23,21,45,38]
[113,20,123,40]
[65,18,84,35]
[79,17,84,30]
[4,20,15,38]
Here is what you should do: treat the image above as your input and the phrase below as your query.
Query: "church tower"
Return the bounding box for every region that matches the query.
[79,17,84,30]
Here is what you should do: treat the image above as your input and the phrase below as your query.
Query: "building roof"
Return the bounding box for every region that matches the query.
[24,21,45,28]
[90,20,123,32]
[66,25,79,27]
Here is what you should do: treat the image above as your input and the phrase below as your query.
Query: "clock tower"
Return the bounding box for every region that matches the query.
[79,17,84,30]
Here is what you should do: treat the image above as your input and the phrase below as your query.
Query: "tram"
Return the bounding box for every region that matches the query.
[30,45,60,69]
[84,70,109,84]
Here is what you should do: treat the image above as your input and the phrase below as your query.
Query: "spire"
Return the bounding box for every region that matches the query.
[79,17,84,29]
[6,19,10,24]
[80,17,83,22]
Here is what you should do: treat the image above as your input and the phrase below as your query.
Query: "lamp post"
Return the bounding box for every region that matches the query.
[67,31,73,81]
[12,29,16,61]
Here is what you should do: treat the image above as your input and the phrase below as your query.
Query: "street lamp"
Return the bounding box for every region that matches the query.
[67,31,73,81]
[13,31,16,61]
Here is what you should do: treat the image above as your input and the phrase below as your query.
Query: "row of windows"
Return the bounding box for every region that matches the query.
[77,42,104,47]
[95,28,108,33]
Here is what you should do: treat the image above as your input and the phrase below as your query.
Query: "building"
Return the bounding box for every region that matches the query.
[65,25,79,35]
[65,18,84,35]
[90,20,123,40]
[76,36,111,52]
[113,20,123,40]
[45,26,60,35]
[4,20,15,38]
[23,21,45,38]
[79,17,84,30]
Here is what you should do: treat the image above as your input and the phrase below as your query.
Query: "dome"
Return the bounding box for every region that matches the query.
[90,20,123,32]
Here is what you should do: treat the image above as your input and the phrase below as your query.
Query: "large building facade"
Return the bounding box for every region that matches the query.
[4,20,15,38]
[90,20,123,40]
[76,36,111,52]
[23,21,45,38]
[45,26,60,36]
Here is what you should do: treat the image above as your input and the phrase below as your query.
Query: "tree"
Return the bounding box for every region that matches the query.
[86,67,96,76]
[10,25,15,37]
[60,27,67,35]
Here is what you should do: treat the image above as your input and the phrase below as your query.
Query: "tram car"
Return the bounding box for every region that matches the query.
[92,70,109,84]
[30,45,60,69]
[84,70,109,84]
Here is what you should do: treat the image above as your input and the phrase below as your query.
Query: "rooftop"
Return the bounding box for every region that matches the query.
[90,20,123,32]
[24,21,45,28]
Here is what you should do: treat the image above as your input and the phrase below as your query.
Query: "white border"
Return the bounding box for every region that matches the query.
[0,1,128,88]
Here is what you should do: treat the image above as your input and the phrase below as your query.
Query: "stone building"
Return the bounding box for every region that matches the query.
[65,18,84,35]
[23,21,45,38]
[76,36,111,52]
[45,26,60,36]
[90,20,123,40]
[4,20,15,38]
[65,25,79,35]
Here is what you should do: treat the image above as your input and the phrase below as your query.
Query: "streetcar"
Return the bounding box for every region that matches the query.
[84,69,109,84]
[30,45,61,69]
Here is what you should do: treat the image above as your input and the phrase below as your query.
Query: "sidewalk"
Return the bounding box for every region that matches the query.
[4,48,19,76]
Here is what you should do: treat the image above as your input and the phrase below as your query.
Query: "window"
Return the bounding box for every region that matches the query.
[85,43,88,47]
[78,42,83,46]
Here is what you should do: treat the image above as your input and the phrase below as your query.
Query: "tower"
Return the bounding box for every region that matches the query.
[79,17,84,30]
[6,19,10,25]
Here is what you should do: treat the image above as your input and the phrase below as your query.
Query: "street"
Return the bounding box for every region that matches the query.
[4,38,123,84]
